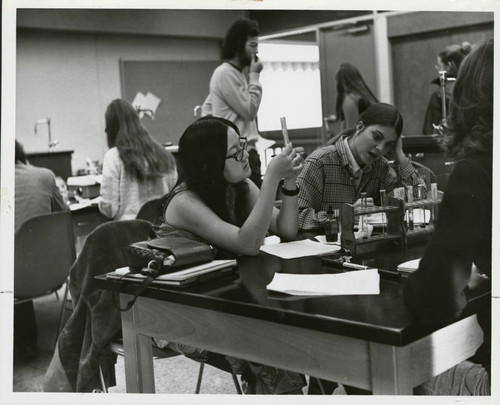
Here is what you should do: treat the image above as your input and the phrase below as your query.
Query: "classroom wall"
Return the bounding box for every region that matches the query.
[16,30,221,174]
[15,9,245,175]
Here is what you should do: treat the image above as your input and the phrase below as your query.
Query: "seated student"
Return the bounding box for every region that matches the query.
[405,39,493,395]
[155,116,306,394]
[14,140,68,361]
[98,99,178,220]
[297,102,425,231]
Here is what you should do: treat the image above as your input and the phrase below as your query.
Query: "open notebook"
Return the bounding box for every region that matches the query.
[106,259,237,287]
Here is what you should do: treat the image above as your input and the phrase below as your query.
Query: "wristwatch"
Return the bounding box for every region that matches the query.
[281,183,300,196]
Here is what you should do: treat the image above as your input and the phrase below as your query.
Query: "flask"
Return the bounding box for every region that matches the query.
[324,205,339,243]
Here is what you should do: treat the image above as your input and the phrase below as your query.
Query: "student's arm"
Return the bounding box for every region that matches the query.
[166,147,301,256]
[215,67,262,121]
[98,150,121,219]
[296,158,328,231]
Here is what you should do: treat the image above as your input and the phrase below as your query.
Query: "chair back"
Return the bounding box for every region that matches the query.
[136,198,162,222]
[15,211,76,300]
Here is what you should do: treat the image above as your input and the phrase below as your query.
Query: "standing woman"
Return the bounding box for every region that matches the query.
[98,99,178,220]
[335,62,378,131]
[155,116,307,394]
[422,41,472,134]
[405,39,493,395]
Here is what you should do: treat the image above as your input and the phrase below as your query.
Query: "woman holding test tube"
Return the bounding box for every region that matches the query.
[154,116,306,394]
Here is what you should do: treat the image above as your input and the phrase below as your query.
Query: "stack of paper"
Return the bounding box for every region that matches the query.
[266,269,380,296]
[260,239,341,259]
[397,258,421,273]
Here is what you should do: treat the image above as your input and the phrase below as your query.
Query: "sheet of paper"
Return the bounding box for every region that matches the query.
[260,239,341,259]
[397,258,422,273]
[266,269,380,296]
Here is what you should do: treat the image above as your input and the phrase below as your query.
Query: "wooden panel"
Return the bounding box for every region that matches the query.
[131,295,375,390]
[409,315,483,387]
[319,21,377,142]
[390,17,493,135]
[120,60,220,145]
[370,342,412,394]
[387,11,494,38]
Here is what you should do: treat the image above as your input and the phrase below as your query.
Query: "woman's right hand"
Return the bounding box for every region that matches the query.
[265,144,304,182]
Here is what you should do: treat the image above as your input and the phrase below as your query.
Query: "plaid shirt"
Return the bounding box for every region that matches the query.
[297,136,425,230]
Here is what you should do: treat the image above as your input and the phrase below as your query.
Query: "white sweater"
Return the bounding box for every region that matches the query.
[98,147,178,220]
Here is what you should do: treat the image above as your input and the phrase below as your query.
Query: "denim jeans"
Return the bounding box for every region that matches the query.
[414,360,490,395]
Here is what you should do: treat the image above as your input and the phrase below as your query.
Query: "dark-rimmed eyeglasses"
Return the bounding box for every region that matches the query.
[225,137,248,162]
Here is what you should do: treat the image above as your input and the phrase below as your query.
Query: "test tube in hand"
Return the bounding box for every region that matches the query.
[280,117,290,146]
[380,189,387,236]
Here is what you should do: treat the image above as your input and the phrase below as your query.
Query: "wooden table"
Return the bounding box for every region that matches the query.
[95,243,489,394]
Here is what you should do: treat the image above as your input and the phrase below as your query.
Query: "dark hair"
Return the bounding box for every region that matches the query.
[335,63,378,121]
[221,18,259,60]
[445,39,493,159]
[104,99,176,181]
[15,140,27,164]
[179,116,246,224]
[340,103,404,139]
[439,41,472,77]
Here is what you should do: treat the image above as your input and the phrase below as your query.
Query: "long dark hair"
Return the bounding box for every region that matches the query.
[335,63,378,121]
[340,102,404,139]
[445,39,493,159]
[221,18,259,60]
[104,99,176,181]
[179,116,248,225]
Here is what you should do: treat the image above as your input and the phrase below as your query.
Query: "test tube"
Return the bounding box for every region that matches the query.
[360,192,368,237]
[280,117,290,146]
[430,183,438,222]
[380,189,387,236]
[406,185,414,231]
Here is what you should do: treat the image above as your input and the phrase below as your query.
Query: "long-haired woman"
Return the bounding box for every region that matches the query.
[335,62,378,130]
[98,99,177,220]
[154,115,307,394]
[406,39,493,395]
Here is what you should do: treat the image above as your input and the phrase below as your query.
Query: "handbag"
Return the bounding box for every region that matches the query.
[115,229,217,311]
[128,234,216,276]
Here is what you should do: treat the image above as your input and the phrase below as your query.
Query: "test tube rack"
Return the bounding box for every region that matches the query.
[340,198,405,255]
[398,194,442,243]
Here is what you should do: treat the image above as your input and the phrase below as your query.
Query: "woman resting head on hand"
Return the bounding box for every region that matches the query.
[163,116,304,256]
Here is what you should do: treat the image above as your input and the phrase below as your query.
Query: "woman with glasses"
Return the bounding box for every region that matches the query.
[154,116,306,394]
[158,115,304,257]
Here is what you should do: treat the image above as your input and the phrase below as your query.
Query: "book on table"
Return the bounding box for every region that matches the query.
[106,259,238,287]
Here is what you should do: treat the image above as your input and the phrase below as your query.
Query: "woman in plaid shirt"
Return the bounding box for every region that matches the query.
[297,103,425,231]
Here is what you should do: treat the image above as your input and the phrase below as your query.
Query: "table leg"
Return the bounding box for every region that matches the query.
[120,294,155,393]
[369,342,412,394]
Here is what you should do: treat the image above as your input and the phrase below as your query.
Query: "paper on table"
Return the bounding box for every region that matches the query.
[266,269,380,296]
[260,239,341,259]
[397,258,421,273]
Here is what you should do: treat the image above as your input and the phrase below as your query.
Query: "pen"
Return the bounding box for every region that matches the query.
[321,258,368,270]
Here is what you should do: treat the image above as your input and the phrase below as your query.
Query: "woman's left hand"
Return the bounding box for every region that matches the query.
[282,145,305,181]
[393,136,407,164]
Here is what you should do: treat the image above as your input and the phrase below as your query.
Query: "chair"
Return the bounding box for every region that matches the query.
[14,211,76,346]
[136,198,162,222]
[98,339,242,394]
